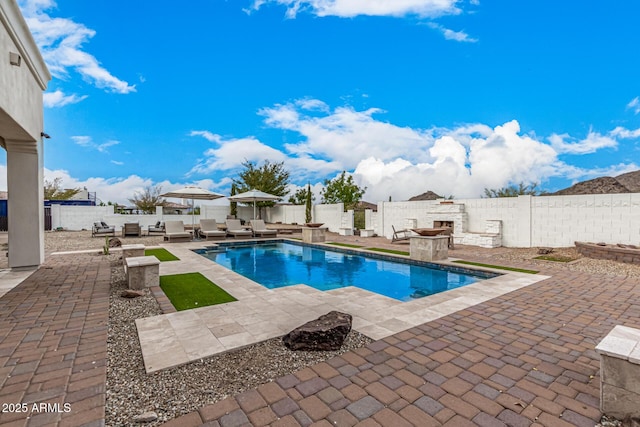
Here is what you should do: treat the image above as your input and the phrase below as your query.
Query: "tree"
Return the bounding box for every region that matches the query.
[233,160,290,217]
[229,183,238,217]
[483,182,540,198]
[44,178,80,200]
[128,185,165,213]
[288,186,316,205]
[320,171,366,211]
[305,183,313,224]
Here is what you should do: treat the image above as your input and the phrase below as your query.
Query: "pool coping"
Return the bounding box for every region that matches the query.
[136,238,549,373]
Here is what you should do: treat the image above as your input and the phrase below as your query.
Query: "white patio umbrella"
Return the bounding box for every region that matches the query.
[160,186,225,229]
[227,189,280,220]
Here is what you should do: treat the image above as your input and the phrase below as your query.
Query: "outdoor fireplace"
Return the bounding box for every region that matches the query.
[434,220,454,231]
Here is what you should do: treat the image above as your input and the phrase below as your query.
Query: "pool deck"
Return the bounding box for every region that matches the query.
[136,240,547,373]
[0,232,638,425]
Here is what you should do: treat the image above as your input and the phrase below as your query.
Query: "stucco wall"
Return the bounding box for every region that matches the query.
[0,1,50,141]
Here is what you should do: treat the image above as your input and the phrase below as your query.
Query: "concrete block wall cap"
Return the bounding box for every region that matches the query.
[121,244,145,249]
[125,256,160,267]
[596,325,640,362]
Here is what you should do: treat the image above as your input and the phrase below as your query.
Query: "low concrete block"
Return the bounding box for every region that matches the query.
[596,325,640,418]
[121,244,145,266]
[339,228,354,236]
[410,236,448,261]
[360,229,375,237]
[302,227,326,243]
[125,255,160,290]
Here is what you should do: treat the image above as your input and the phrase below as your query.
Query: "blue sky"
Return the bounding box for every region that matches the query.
[6,0,640,204]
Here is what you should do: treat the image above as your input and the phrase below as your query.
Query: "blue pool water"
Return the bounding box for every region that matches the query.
[194,241,497,302]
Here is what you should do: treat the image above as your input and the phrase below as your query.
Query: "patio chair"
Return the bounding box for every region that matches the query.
[198,219,226,240]
[148,221,165,235]
[250,219,277,238]
[92,221,115,237]
[122,222,142,237]
[225,219,253,239]
[391,225,412,243]
[163,220,192,242]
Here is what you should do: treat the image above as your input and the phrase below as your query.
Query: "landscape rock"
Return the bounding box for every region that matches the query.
[283,311,352,351]
[109,237,122,248]
[121,289,145,298]
[132,411,158,423]
[537,247,554,255]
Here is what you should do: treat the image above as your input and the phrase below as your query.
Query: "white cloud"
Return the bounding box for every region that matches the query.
[189,135,288,174]
[189,99,636,201]
[610,126,640,139]
[43,90,87,107]
[627,97,640,114]
[18,0,135,94]
[71,136,120,153]
[247,0,462,18]
[548,130,617,154]
[189,130,221,143]
[261,101,434,169]
[428,23,478,42]
[110,160,124,166]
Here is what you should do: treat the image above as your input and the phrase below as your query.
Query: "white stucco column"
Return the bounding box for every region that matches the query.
[5,139,44,268]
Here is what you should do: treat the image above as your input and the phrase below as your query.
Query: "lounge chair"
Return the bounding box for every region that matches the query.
[250,219,277,238]
[148,221,165,235]
[92,221,115,237]
[163,220,192,242]
[225,219,253,239]
[198,219,226,240]
[122,222,142,237]
[391,225,412,243]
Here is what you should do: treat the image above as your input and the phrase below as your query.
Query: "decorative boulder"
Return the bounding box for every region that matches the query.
[109,237,122,248]
[121,289,145,298]
[283,311,352,351]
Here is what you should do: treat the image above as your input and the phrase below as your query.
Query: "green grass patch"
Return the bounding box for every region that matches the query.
[160,272,236,311]
[365,247,410,256]
[145,248,179,262]
[453,260,539,274]
[327,242,364,248]
[533,255,574,263]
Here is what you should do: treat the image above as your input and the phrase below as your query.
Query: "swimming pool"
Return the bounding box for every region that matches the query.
[194,241,498,302]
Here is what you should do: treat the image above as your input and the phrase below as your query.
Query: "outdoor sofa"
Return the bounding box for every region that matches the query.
[92,221,115,237]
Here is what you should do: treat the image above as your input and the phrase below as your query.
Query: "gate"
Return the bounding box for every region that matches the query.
[0,200,6,231]
[44,206,52,231]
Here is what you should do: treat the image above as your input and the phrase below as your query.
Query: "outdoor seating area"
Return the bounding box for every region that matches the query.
[148,221,165,235]
[163,220,193,242]
[91,221,115,237]
[122,222,142,237]
[225,218,253,238]
[198,219,226,240]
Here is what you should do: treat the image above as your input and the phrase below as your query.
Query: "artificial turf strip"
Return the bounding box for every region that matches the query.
[365,247,410,256]
[160,272,236,311]
[533,255,574,262]
[327,242,364,248]
[144,248,179,262]
[452,260,539,274]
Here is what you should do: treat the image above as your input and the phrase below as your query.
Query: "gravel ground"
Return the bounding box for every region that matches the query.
[104,255,372,426]
[33,232,640,425]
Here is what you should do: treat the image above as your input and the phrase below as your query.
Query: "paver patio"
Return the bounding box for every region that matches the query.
[0,236,638,426]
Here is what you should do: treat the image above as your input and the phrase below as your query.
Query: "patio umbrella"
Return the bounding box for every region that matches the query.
[160,186,225,229]
[227,189,280,220]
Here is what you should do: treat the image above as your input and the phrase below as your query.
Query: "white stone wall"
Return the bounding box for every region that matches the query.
[52,194,640,247]
[377,194,640,248]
